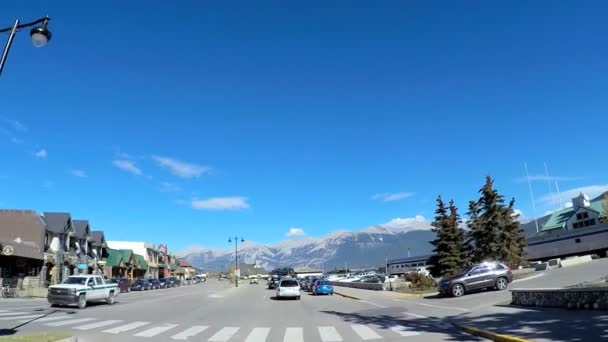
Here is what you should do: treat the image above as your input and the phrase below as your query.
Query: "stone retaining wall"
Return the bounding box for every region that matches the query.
[511,288,608,310]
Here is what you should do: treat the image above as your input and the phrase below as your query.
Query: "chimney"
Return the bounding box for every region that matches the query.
[572,193,591,209]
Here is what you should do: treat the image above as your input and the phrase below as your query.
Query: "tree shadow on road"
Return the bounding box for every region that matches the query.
[320,305,608,342]
[0,309,75,336]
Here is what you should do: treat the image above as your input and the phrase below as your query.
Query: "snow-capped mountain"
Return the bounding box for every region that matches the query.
[178,216,435,271]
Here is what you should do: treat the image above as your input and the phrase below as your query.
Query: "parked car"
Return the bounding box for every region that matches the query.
[132,279,152,291]
[173,278,182,287]
[107,278,131,293]
[250,278,259,284]
[150,279,161,289]
[48,275,119,309]
[438,261,513,297]
[167,277,176,287]
[158,278,168,289]
[276,278,301,300]
[312,280,333,295]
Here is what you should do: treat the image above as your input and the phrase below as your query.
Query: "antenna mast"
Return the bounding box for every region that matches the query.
[525,162,539,233]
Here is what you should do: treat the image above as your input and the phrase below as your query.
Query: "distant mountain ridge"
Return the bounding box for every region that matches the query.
[178,216,435,271]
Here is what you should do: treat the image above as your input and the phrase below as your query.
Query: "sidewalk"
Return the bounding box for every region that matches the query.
[333,286,434,302]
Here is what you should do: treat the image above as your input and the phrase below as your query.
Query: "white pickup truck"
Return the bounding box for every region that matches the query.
[48,275,119,309]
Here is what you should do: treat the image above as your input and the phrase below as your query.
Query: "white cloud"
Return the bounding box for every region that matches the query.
[191,197,249,210]
[286,228,306,237]
[112,159,143,176]
[152,156,210,179]
[43,180,54,189]
[160,182,181,192]
[516,175,582,183]
[538,184,608,205]
[0,117,27,132]
[34,149,47,158]
[70,169,87,178]
[372,192,414,202]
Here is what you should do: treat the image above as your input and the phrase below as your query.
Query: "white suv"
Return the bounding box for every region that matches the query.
[276,278,301,300]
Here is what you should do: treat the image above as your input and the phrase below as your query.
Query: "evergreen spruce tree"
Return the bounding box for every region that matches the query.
[600,193,608,223]
[429,197,470,277]
[468,176,526,267]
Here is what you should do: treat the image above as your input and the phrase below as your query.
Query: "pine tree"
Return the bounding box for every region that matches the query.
[468,176,526,267]
[429,197,470,277]
[600,193,608,223]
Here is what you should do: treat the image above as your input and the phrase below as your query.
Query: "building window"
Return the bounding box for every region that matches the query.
[575,238,581,243]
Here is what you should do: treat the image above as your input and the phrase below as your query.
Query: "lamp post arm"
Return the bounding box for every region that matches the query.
[0,16,51,33]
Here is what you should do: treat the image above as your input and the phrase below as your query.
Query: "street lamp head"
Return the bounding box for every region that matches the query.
[30,19,51,48]
[241,238,245,243]
[228,238,232,243]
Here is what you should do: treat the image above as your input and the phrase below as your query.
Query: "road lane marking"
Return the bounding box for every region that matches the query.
[208,327,240,341]
[171,325,209,340]
[0,312,26,316]
[360,300,387,308]
[45,318,95,326]
[0,314,44,320]
[103,321,150,334]
[283,327,304,342]
[390,325,421,337]
[74,320,123,330]
[351,325,382,340]
[402,312,427,319]
[244,327,271,342]
[19,315,70,323]
[416,303,468,312]
[318,326,342,341]
[134,323,179,337]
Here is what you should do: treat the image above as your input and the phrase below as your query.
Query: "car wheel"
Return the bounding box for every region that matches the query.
[495,277,508,291]
[77,294,87,309]
[296,296,300,300]
[127,287,130,293]
[451,284,465,297]
[107,291,116,305]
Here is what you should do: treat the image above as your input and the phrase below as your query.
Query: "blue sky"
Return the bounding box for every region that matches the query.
[1,1,607,252]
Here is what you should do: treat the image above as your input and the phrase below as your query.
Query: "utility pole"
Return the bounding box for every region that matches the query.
[228,236,244,287]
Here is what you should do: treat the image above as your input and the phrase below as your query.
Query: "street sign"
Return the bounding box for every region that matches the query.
[234,269,240,277]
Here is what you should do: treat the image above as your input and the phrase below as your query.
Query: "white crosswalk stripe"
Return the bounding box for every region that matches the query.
[284,327,304,342]
[45,318,96,327]
[19,315,70,323]
[351,325,382,340]
[390,325,421,337]
[103,321,150,334]
[170,325,209,340]
[208,327,240,341]
[244,327,270,342]
[0,314,44,321]
[0,312,26,316]
[134,323,179,337]
[74,320,124,330]
[318,326,343,341]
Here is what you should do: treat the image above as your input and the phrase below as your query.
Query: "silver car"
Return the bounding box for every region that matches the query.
[438,261,513,297]
[276,278,301,300]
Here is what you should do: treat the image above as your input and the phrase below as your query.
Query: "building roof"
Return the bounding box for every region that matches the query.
[238,263,268,275]
[134,254,148,270]
[178,259,192,268]
[73,220,90,239]
[0,209,46,260]
[387,254,434,265]
[542,193,607,231]
[91,231,105,247]
[42,212,72,234]
[293,267,321,273]
[105,248,135,267]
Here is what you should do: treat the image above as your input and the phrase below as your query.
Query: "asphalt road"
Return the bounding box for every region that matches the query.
[0,282,481,342]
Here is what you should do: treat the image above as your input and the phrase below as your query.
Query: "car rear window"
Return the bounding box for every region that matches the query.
[280,280,299,287]
[317,281,330,285]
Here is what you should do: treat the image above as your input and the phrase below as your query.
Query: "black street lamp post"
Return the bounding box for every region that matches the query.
[0,16,52,77]
[228,236,244,288]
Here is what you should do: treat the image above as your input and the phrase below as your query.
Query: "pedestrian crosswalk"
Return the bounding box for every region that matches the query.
[0,309,429,341]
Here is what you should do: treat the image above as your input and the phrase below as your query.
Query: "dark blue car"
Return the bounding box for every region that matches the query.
[312,280,333,295]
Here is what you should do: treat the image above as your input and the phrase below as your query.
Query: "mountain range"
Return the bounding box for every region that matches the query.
[177,216,435,271]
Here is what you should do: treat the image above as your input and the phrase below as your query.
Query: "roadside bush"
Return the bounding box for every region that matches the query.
[404,273,436,291]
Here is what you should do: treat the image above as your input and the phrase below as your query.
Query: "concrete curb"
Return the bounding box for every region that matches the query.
[333,291,361,300]
[453,323,532,342]
[56,337,78,342]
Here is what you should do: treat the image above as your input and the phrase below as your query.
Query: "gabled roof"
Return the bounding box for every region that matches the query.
[91,231,105,247]
[105,248,134,267]
[73,220,91,239]
[42,212,72,234]
[178,259,192,268]
[134,254,148,270]
[542,193,607,231]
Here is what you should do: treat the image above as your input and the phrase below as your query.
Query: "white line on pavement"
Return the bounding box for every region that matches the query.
[0,312,26,316]
[402,312,427,319]
[390,325,421,337]
[351,325,382,340]
[19,315,69,323]
[416,303,469,312]
[103,321,150,334]
[45,318,95,327]
[171,325,209,340]
[134,323,179,337]
[513,272,544,283]
[244,327,271,342]
[359,300,387,308]
[74,320,124,330]
[283,327,304,342]
[318,326,343,341]
[208,327,240,342]
[0,314,44,320]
